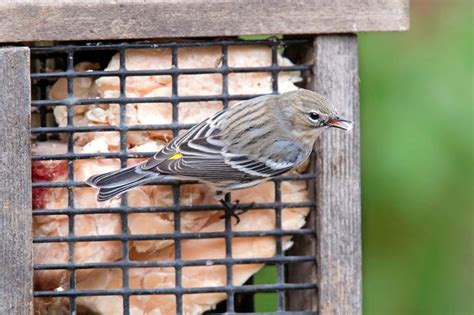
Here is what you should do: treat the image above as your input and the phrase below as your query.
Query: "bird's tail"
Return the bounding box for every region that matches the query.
[86,164,157,202]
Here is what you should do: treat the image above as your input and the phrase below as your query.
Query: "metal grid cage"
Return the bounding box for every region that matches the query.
[30,37,318,314]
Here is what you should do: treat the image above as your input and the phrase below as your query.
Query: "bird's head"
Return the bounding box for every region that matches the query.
[277,89,353,141]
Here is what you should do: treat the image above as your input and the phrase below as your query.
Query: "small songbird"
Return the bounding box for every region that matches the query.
[87,89,353,221]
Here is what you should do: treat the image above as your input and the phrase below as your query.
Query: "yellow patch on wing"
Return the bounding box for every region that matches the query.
[167,152,182,160]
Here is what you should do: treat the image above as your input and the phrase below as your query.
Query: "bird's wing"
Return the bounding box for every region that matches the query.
[141,110,225,170]
[144,136,293,183]
[141,108,294,182]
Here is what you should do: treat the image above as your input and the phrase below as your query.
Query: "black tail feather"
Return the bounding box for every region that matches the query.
[86,165,157,201]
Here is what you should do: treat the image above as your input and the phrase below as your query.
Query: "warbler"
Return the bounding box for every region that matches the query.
[87,89,353,220]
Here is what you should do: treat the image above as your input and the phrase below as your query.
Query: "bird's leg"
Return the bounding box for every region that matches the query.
[219,192,255,224]
[219,198,241,223]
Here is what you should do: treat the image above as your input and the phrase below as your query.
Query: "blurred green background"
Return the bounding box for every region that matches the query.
[359,1,473,314]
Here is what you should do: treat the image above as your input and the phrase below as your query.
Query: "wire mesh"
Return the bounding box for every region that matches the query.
[31,37,318,314]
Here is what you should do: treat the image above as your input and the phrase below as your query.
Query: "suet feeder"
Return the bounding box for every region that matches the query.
[0,1,409,314]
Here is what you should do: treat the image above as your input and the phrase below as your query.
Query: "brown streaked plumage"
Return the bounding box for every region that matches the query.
[87,89,353,219]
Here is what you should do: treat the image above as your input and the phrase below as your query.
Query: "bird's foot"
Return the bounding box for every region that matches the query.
[219,199,255,224]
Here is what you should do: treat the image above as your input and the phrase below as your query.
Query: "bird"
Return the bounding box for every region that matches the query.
[86,89,353,222]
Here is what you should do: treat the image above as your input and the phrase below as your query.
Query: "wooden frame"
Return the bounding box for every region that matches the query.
[313,35,362,314]
[0,0,408,43]
[0,1,408,314]
[0,47,32,315]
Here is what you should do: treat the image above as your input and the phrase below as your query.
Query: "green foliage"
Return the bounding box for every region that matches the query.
[254,266,278,311]
[359,4,473,315]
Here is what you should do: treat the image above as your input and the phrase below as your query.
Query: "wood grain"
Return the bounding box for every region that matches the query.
[311,35,362,315]
[0,0,409,43]
[0,47,33,315]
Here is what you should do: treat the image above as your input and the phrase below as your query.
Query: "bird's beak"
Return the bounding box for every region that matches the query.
[326,116,354,131]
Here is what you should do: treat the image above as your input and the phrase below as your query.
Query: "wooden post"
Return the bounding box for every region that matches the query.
[0,47,32,315]
[311,35,362,315]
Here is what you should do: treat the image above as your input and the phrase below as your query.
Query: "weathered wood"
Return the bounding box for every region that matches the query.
[0,47,32,315]
[311,35,362,315]
[0,0,409,43]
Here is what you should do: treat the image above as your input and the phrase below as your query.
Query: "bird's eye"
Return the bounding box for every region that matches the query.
[309,112,320,121]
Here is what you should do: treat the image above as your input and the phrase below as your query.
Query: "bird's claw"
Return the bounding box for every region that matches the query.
[219,199,255,224]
